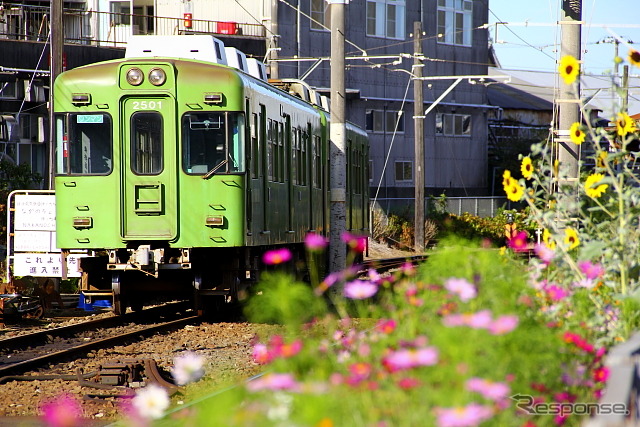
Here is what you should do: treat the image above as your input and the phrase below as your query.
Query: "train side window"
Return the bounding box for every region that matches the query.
[131,112,163,175]
[56,113,113,175]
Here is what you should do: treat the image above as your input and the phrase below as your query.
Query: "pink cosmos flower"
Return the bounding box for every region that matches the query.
[315,271,341,295]
[341,231,367,253]
[444,278,477,302]
[488,315,519,335]
[508,231,529,252]
[573,278,595,289]
[534,243,555,265]
[348,362,372,382]
[468,310,493,329]
[397,377,421,390]
[246,373,300,392]
[466,377,510,401]
[578,261,605,280]
[305,233,328,252]
[40,393,83,427]
[252,343,273,364]
[544,284,571,302]
[343,280,378,299]
[593,366,609,383]
[442,313,467,327]
[375,319,397,334]
[262,248,292,265]
[434,403,493,427]
[382,346,438,372]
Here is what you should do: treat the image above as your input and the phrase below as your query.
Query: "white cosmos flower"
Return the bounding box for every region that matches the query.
[132,384,170,419]
[172,352,205,385]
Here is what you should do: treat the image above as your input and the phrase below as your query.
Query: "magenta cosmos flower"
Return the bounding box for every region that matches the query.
[578,260,604,280]
[341,231,367,253]
[262,248,292,265]
[40,393,83,427]
[444,278,477,302]
[382,346,438,372]
[305,232,328,252]
[343,280,378,299]
[508,230,529,252]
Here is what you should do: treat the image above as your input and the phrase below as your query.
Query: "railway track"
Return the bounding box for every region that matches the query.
[0,301,199,378]
[361,254,428,273]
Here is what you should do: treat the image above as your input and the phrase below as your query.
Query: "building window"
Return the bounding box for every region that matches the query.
[435,113,472,136]
[110,1,131,25]
[394,161,412,182]
[366,110,404,133]
[0,81,18,99]
[437,0,473,46]
[366,0,405,40]
[311,0,330,30]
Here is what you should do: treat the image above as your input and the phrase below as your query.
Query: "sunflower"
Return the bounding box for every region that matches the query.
[502,169,512,187]
[615,112,637,137]
[564,228,580,250]
[542,228,556,250]
[520,157,534,180]
[629,49,640,67]
[584,173,608,198]
[595,151,607,169]
[559,55,580,85]
[504,176,524,202]
[569,122,586,145]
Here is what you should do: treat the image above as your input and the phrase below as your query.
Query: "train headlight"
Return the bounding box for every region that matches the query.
[148,68,166,86]
[126,67,144,86]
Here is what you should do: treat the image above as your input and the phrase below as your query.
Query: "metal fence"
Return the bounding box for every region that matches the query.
[372,196,515,218]
[0,3,266,48]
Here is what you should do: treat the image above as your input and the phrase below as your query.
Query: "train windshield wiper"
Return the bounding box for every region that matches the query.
[201,159,228,179]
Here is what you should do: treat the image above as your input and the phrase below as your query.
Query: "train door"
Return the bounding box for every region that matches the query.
[121,96,178,240]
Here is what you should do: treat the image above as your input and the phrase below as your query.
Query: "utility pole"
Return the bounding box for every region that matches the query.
[269,0,279,79]
[329,0,346,273]
[48,0,63,190]
[557,0,582,184]
[413,22,424,253]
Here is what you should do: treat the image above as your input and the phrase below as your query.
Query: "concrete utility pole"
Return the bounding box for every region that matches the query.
[329,0,347,273]
[413,21,424,253]
[269,0,279,79]
[557,0,582,183]
[48,0,64,190]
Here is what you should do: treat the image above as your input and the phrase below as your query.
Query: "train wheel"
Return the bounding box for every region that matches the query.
[112,272,125,315]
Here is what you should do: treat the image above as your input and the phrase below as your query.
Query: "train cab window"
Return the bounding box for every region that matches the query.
[182,112,245,175]
[55,113,113,175]
[131,112,163,175]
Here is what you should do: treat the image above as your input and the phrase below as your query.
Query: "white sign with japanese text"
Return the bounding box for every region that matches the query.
[13,253,86,277]
[14,194,56,231]
[14,230,59,253]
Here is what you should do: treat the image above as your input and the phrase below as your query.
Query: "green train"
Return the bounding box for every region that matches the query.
[53,36,369,314]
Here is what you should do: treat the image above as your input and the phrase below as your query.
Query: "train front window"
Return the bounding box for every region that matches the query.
[55,113,113,175]
[182,112,245,175]
[131,112,163,175]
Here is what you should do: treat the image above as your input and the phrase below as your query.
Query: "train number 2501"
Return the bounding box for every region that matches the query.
[132,100,163,110]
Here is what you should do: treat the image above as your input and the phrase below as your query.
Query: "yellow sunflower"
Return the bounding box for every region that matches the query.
[628,49,640,67]
[542,228,556,250]
[559,55,580,85]
[564,228,580,250]
[520,157,534,180]
[504,176,524,202]
[584,173,608,198]
[616,112,637,137]
[595,151,607,169]
[569,122,586,145]
[502,169,512,187]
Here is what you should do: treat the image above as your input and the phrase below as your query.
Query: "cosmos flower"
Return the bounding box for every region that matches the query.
[578,260,605,280]
[375,319,397,334]
[262,248,292,265]
[615,112,637,137]
[444,278,477,302]
[343,280,378,299]
[508,231,529,252]
[534,243,555,265]
[488,315,519,335]
[593,366,610,383]
[434,403,494,427]
[466,378,510,401]
[520,156,534,179]
[569,122,586,145]
[559,55,580,85]
[628,49,640,67]
[247,373,300,392]
[304,232,327,252]
[172,352,205,385]
[132,384,170,420]
[40,393,83,427]
[382,346,438,372]
[252,343,273,365]
[503,176,524,202]
[544,284,571,302]
[341,231,367,253]
[564,228,580,250]
[584,173,608,198]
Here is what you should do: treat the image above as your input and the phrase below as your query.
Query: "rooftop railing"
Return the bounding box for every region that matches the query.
[0,3,266,48]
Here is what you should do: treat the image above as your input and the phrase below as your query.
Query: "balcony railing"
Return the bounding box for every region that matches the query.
[0,3,266,48]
